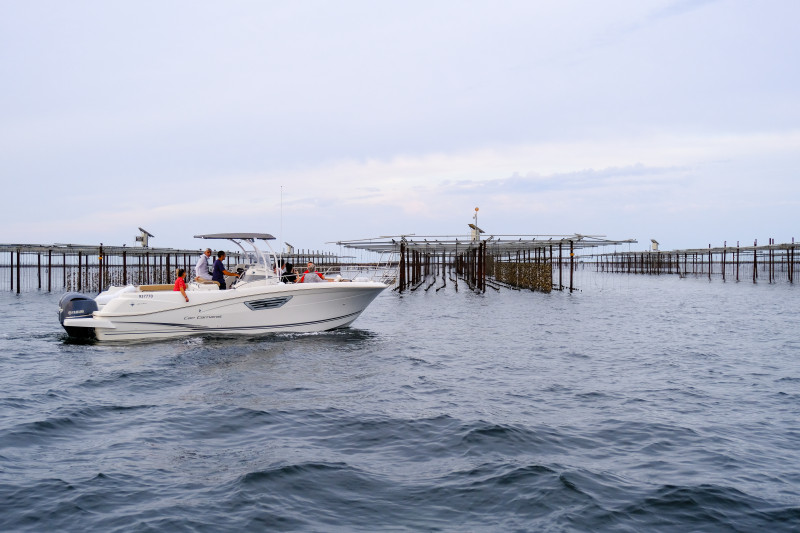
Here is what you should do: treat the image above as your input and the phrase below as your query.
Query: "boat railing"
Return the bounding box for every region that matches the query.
[336,252,398,284]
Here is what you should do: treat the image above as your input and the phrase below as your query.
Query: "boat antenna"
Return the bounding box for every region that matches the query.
[280,185,283,260]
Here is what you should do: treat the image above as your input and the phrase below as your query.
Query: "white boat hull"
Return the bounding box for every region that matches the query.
[62,282,387,341]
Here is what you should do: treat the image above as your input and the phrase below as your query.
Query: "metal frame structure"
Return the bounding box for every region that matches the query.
[335,233,637,293]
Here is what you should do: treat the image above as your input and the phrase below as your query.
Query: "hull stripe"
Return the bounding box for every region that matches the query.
[98,310,362,338]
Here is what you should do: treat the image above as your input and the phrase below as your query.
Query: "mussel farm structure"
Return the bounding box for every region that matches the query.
[336,234,637,293]
[585,238,798,284]
[0,243,343,294]
[1,235,636,295]
[6,235,793,295]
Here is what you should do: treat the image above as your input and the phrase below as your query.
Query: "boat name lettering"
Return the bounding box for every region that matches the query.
[138,294,153,299]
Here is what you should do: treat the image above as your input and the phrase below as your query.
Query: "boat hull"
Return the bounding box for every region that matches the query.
[62,282,387,341]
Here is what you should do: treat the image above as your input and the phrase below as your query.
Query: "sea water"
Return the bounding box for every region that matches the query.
[0,272,798,532]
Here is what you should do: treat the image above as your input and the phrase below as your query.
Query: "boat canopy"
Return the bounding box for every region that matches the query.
[194,233,275,240]
[194,233,279,276]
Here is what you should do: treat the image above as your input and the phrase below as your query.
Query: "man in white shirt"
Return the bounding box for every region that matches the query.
[194,248,213,281]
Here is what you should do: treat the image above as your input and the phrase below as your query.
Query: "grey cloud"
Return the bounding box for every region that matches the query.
[443,164,690,196]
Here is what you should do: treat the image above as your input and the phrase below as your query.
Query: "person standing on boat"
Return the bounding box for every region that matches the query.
[174,268,189,302]
[212,251,239,290]
[299,262,326,283]
[194,248,213,282]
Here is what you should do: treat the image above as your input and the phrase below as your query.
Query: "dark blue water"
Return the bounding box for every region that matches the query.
[1,273,799,532]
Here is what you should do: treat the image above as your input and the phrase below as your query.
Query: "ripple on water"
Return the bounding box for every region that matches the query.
[1,279,799,531]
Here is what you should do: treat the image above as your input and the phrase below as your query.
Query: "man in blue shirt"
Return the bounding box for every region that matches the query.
[212,251,239,290]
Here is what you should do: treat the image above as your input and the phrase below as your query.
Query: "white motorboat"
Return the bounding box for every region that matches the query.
[58,233,389,341]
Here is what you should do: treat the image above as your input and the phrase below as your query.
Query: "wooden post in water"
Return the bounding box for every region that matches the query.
[409,249,414,287]
[569,240,574,293]
[753,239,757,283]
[398,242,406,292]
[767,238,771,283]
[98,245,104,292]
[122,250,127,285]
[454,243,458,292]
[736,241,740,282]
[475,244,481,291]
[48,249,52,292]
[411,250,416,286]
[722,241,726,282]
[770,238,774,283]
[481,241,487,293]
[78,251,82,292]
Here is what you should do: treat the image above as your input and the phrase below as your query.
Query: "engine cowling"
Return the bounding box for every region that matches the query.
[58,292,98,339]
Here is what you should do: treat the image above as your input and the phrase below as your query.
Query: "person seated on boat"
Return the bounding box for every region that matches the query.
[212,251,240,290]
[173,268,189,302]
[281,263,297,283]
[299,262,326,283]
[194,248,213,282]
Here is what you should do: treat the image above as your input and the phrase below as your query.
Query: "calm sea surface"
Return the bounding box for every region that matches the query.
[1,272,798,532]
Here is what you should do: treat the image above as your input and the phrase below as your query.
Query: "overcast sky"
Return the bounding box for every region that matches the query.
[2,0,798,253]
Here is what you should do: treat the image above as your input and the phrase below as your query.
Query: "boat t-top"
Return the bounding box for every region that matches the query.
[58,233,389,341]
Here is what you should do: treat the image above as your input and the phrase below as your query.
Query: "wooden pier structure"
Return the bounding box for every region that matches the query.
[586,238,798,284]
[336,234,636,293]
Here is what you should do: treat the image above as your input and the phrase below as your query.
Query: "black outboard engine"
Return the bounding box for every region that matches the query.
[58,292,98,339]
